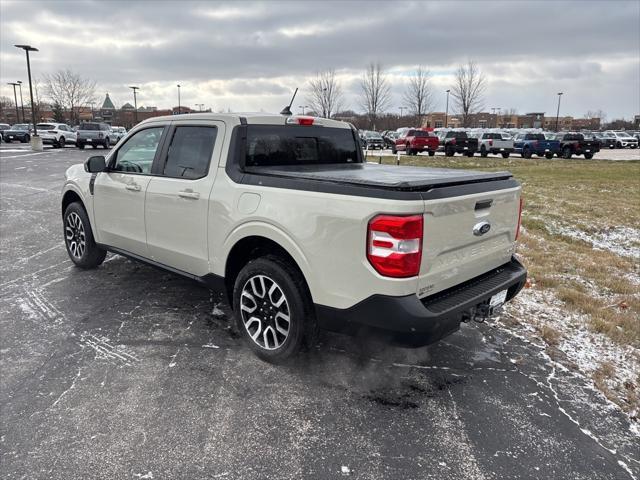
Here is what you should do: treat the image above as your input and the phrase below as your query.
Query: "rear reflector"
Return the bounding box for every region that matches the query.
[367,214,423,278]
[515,197,524,240]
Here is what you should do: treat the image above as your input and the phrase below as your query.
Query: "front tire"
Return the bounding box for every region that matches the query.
[545,152,554,159]
[502,152,510,158]
[78,143,85,149]
[63,202,106,269]
[233,256,313,363]
[58,136,65,148]
[104,138,110,149]
[584,153,594,159]
[445,146,455,157]
[562,147,572,159]
[428,150,435,157]
[23,134,30,143]
[480,146,488,158]
[522,147,532,159]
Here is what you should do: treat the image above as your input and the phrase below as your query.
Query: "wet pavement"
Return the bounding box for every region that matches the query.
[1,145,638,479]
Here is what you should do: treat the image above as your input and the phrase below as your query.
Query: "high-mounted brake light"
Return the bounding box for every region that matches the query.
[515,197,524,240]
[286,116,314,126]
[367,215,423,278]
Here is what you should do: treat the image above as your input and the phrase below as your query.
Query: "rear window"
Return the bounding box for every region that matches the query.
[526,134,546,141]
[245,125,359,167]
[411,131,432,138]
[80,123,100,131]
[37,124,56,130]
[483,133,502,140]
[163,126,217,179]
[564,134,584,141]
[447,131,468,139]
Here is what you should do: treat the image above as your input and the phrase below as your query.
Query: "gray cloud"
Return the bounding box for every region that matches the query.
[1,0,638,118]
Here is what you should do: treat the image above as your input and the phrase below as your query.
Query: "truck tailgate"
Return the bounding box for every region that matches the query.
[417,186,520,298]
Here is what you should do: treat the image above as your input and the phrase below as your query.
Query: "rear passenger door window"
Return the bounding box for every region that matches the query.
[162,126,217,179]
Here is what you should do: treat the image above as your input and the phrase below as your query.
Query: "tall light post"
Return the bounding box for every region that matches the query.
[7,82,19,123]
[399,106,406,117]
[14,45,39,142]
[177,84,181,114]
[129,86,139,124]
[17,81,26,122]
[555,92,563,132]
[196,103,204,112]
[445,89,450,128]
[298,105,308,115]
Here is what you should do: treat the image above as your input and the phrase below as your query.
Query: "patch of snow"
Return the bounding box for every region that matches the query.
[212,303,225,317]
[546,223,640,259]
[133,472,153,479]
[341,466,351,476]
[503,287,639,428]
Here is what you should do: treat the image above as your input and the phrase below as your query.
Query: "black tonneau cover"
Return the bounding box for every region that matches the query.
[243,163,512,192]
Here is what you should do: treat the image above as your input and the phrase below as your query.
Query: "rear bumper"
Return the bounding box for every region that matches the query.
[315,257,527,346]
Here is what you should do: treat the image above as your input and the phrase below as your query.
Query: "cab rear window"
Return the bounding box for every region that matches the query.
[245,125,360,167]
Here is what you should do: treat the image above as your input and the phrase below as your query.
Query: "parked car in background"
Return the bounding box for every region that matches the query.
[607,131,639,149]
[594,132,616,149]
[513,132,560,159]
[0,123,10,142]
[393,129,439,156]
[110,126,127,141]
[382,130,398,149]
[473,132,514,158]
[76,122,113,149]
[549,132,600,159]
[360,130,384,150]
[37,123,78,148]
[3,124,33,143]
[435,131,478,157]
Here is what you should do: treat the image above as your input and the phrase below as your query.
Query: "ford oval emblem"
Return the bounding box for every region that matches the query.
[473,221,491,236]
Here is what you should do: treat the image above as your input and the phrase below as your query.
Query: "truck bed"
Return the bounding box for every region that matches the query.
[243,163,512,192]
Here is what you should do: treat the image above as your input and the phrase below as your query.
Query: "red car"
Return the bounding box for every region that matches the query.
[392,129,439,156]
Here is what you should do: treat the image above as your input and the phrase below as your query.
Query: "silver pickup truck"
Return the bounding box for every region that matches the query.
[474,132,515,158]
[61,113,527,362]
[76,122,114,149]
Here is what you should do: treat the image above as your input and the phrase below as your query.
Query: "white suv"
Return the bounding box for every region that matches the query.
[607,131,638,149]
[37,123,77,148]
[61,113,526,362]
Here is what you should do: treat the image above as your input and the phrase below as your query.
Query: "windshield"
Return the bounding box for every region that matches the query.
[365,132,382,139]
[245,125,360,167]
[12,124,30,131]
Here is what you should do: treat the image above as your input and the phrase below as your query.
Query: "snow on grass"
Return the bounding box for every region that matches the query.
[503,287,639,422]
[547,223,640,259]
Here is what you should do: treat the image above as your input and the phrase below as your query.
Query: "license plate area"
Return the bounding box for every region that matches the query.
[490,289,508,308]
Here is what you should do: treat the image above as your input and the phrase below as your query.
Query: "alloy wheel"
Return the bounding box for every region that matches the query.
[240,275,291,350]
[65,212,86,259]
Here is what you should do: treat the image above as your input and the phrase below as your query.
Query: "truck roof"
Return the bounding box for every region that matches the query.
[138,113,352,129]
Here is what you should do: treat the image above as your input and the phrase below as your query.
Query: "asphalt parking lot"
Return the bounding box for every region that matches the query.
[1,144,638,479]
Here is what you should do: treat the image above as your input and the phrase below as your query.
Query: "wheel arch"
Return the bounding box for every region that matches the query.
[61,187,85,217]
[222,228,314,305]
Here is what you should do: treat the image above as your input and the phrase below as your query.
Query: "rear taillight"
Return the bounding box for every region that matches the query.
[515,197,524,240]
[488,139,493,147]
[450,138,456,145]
[367,214,423,278]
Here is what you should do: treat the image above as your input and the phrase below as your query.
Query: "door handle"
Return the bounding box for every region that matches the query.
[125,183,141,192]
[178,189,200,199]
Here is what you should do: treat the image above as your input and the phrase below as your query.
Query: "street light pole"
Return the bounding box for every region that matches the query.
[196,103,204,112]
[555,92,563,132]
[298,105,308,115]
[399,106,406,117]
[129,86,139,124]
[445,89,450,128]
[17,81,26,122]
[177,84,181,114]
[14,45,39,140]
[7,82,19,123]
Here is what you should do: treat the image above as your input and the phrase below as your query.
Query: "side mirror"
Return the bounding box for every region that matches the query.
[84,155,106,173]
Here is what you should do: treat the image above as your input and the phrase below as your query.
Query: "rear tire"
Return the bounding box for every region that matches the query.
[58,136,65,148]
[428,150,435,157]
[584,153,594,159]
[502,152,510,158]
[78,143,85,149]
[545,152,554,159]
[104,138,110,149]
[562,147,572,159]
[406,145,413,156]
[63,202,107,269]
[445,146,455,157]
[92,144,97,149]
[23,134,30,143]
[466,151,474,157]
[233,255,313,363]
[522,147,532,159]
[480,146,488,158]
[391,145,397,154]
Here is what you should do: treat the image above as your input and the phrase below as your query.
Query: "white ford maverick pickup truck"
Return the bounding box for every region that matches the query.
[62,113,526,362]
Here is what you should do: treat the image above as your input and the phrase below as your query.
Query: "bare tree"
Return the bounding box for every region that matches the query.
[43,69,96,124]
[306,69,344,118]
[585,109,606,124]
[402,66,433,126]
[359,62,392,129]
[450,60,486,127]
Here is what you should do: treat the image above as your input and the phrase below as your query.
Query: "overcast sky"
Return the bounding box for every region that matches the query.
[1,0,639,120]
